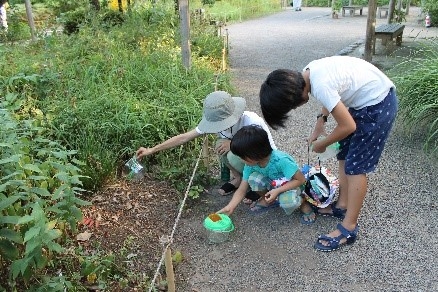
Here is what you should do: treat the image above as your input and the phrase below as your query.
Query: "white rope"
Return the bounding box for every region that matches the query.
[148,136,206,292]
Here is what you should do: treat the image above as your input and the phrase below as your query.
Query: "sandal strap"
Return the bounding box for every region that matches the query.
[336,223,358,238]
[317,234,341,248]
[331,204,346,218]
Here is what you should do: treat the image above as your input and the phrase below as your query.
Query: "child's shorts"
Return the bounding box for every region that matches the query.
[216,139,245,173]
[337,88,398,175]
[248,172,301,215]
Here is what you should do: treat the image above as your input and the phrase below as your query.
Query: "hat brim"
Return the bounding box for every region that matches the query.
[197,96,246,134]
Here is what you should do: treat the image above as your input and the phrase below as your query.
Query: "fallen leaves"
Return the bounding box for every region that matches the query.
[76,230,92,241]
[78,173,182,282]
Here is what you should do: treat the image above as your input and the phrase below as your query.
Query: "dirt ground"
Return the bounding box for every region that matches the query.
[79,173,183,290]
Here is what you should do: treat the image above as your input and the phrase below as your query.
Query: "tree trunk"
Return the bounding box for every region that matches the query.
[118,0,123,12]
[89,0,100,10]
[179,0,191,69]
[24,0,36,42]
[387,0,396,24]
[405,0,411,15]
[364,0,377,62]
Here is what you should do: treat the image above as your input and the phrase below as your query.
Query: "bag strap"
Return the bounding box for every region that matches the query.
[307,139,322,173]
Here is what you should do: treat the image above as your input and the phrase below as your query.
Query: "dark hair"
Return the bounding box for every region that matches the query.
[230,125,272,161]
[259,69,306,129]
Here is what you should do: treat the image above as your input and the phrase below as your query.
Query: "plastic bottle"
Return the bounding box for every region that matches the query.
[312,136,340,161]
[425,14,431,28]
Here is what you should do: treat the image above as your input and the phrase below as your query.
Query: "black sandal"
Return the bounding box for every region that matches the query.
[245,190,260,201]
[218,182,237,196]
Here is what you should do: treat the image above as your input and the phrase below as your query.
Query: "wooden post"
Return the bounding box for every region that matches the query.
[179,0,191,69]
[364,0,377,62]
[24,0,36,42]
[202,138,209,168]
[164,248,176,292]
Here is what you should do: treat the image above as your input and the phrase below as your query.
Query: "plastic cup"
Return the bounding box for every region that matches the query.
[125,156,144,180]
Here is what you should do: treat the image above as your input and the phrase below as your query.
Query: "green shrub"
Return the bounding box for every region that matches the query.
[0,6,31,42]
[0,109,90,288]
[423,0,438,27]
[388,40,438,155]
[1,2,228,192]
[192,0,281,22]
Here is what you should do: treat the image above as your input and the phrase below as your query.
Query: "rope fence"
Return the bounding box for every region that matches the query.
[147,22,230,291]
[147,136,206,292]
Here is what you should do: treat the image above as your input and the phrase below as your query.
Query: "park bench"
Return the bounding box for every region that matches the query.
[342,5,363,17]
[377,5,389,18]
[373,23,405,54]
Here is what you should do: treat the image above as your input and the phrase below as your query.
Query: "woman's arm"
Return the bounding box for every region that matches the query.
[136,129,201,159]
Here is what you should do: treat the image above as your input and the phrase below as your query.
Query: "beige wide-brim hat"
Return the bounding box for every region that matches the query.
[197,91,246,134]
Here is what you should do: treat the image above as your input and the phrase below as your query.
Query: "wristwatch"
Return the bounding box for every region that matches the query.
[316,113,328,123]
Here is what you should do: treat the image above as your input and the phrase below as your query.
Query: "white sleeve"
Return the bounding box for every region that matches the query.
[241,112,277,150]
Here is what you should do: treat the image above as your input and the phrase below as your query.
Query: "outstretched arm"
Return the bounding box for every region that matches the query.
[217,180,249,215]
[311,101,356,153]
[136,129,201,159]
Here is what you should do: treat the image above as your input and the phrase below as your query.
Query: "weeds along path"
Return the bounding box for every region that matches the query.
[174,7,438,291]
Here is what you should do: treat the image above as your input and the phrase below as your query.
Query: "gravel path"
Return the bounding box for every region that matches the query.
[174,7,438,291]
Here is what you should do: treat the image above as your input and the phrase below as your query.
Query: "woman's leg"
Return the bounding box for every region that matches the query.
[216,139,242,195]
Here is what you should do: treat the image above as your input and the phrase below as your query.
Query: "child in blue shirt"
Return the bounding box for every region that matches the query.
[218,125,306,215]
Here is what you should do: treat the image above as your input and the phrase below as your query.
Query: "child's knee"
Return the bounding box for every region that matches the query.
[247,172,270,191]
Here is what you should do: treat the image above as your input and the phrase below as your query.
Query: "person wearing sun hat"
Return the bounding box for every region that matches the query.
[136,91,277,199]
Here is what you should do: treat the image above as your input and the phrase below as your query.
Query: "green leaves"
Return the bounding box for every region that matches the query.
[0,108,89,284]
[0,195,22,212]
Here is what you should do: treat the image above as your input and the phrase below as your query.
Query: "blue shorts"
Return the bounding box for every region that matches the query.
[337,88,398,175]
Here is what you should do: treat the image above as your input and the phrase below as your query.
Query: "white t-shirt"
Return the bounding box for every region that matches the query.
[196,111,277,149]
[304,56,395,112]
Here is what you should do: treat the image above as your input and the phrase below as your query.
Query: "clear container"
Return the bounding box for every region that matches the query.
[312,137,340,161]
[125,156,144,181]
[204,213,234,244]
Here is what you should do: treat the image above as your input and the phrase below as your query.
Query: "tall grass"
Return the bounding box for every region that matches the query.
[1,3,231,191]
[192,0,282,22]
[388,39,438,156]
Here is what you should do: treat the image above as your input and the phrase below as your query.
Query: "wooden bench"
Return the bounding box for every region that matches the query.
[373,23,405,54]
[377,5,389,18]
[342,5,363,17]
